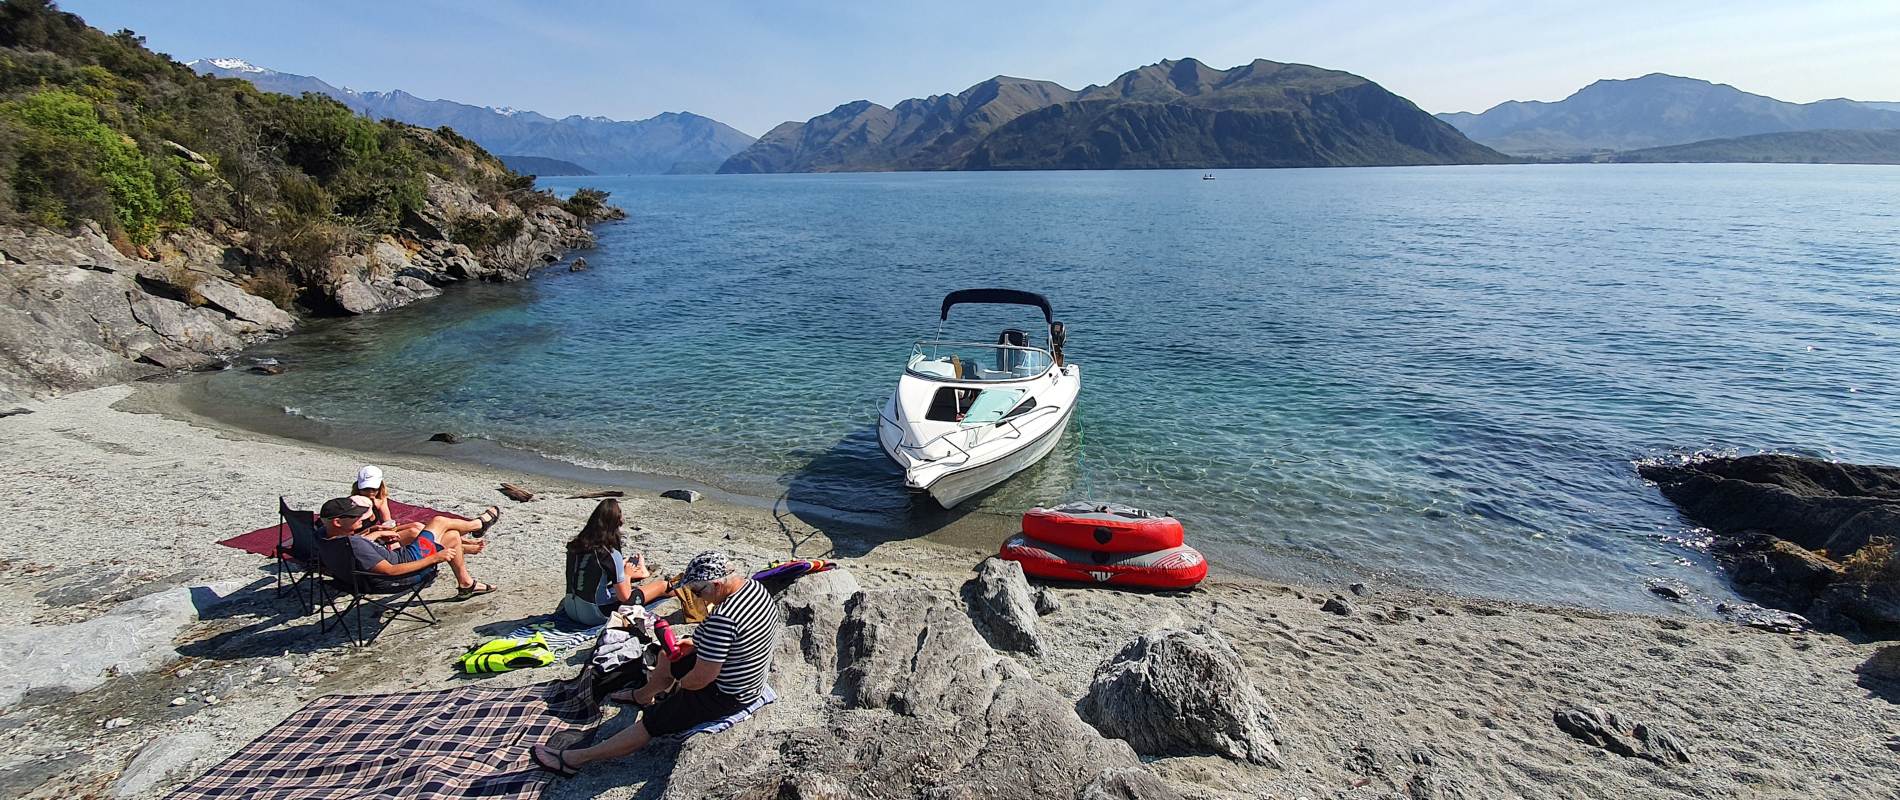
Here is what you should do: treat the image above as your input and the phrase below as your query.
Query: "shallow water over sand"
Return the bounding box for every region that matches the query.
[205,164,1900,610]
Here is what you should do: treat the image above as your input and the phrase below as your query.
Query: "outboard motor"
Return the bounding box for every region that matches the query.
[998,328,1028,373]
[1049,321,1066,367]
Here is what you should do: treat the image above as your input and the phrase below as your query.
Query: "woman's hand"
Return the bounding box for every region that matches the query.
[625,552,650,581]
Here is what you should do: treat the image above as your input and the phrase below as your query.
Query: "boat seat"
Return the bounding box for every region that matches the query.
[909,358,956,379]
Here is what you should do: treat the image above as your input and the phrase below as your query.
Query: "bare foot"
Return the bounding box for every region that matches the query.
[626,552,650,581]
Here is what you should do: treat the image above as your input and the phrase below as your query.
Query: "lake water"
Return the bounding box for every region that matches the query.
[202,164,1900,610]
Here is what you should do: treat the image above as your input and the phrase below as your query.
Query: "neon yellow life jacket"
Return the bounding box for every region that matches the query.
[458,633,555,674]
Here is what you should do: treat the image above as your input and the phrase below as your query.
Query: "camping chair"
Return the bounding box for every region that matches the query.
[274,497,325,617]
[314,534,440,647]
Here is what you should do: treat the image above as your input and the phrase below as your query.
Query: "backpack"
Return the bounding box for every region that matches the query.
[558,549,614,626]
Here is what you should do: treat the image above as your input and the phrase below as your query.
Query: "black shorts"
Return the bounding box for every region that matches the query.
[639,653,750,737]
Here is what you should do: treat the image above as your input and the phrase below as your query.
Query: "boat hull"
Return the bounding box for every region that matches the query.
[903,400,1074,508]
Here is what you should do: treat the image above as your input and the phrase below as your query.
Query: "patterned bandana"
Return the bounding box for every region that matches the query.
[680,550,732,585]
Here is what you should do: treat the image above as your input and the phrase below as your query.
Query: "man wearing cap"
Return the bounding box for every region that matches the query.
[316,497,498,599]
[531,550,780,776]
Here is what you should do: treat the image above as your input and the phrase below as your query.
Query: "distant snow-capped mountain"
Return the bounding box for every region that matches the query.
[188,58,754,174]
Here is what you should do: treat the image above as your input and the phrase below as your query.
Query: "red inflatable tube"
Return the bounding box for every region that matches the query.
[1022,506,1185,553]
[999,533,1207,590]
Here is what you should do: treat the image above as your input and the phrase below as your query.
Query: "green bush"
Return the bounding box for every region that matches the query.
[0,87,164,242]
[448,213,524,251]
[562,187,610,218]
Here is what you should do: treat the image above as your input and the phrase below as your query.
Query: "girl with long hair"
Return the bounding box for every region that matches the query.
[560,498,667,624]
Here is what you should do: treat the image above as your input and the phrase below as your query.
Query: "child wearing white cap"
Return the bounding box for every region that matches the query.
[352,464,503,540]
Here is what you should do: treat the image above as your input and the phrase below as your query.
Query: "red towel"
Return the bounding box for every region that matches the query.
[218,500,468,557]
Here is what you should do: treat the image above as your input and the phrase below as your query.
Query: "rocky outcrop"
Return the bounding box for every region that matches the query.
[662,580,1179,800]
[0,181,618,401]
[1641,455,1900,637]
[1077,627,1283,767]
[962,557,1045,654]
[1552,705,1690,766]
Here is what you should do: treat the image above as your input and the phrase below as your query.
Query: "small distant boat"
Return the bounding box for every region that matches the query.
[877,289,1079,508]
[1201,173,1216,180]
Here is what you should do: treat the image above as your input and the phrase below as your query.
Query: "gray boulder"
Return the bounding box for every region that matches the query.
[1552,705,1690,765]
[962,557,1044,654]
[663,588,1169,799]
[113,730,219,798]
[1856,644,1900,681]
[1077,627,1284,767]
[331,278,386,315]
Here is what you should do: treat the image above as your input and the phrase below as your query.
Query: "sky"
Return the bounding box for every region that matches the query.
[59,0,1900,137]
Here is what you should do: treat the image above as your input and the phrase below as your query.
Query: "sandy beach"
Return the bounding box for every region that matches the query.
[1,382,1896,800]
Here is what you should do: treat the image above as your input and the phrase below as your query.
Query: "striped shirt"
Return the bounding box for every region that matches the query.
[692,578,780,700]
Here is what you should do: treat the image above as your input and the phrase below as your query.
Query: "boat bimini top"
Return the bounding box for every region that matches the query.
[908,288,1066,384]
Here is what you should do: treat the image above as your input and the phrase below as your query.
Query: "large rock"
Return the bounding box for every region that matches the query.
[962,557,1044,654]
[113,730,219,798]
[1641,455,1900,636]
[662,588,1177,800]
[193,278,295,331]
[1077,627,1283,767]
[0,582,246,708]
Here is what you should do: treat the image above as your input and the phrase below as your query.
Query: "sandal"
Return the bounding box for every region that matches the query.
[530,745,578,778]
[455,581,498,601]
[472,506,502,538]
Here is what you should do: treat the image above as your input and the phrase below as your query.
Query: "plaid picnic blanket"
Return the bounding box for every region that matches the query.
[167,677,599,799]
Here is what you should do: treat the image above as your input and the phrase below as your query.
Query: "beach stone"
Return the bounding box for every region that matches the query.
[661,488,702,503]
[0,407,32,417]
[1855,645,1900,681]
[249,362,285,375]
[962,557,1044,654]
[1715,601,1811,634]
[1034,588,1061,616]
[1349,582,1371,597]
[428,432,460,444]
[1646,579,1690,602]
[569,257,588,272]
[1077,627,1284,767]
[1321,595,1356,616]
[112,729,219,797]
[1552,705,1690,765]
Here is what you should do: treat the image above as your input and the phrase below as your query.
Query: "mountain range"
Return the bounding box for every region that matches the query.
[188,58,754,174]
[1437,74,1900,157]
[720,58,1510,173]
[1609,128,1900,165]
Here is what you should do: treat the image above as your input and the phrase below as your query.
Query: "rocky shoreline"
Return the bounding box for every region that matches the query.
[0,176,622,405]
[0,385,1895,799]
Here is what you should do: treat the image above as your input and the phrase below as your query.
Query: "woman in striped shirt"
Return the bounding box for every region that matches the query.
[532,550,781,777]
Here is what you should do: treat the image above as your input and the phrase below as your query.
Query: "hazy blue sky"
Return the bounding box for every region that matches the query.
[60,0,1900,137]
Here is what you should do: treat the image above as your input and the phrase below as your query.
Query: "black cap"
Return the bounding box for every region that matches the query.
[320,497,369,521]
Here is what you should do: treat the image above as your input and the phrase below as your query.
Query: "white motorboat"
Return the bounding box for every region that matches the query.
[877,289,1079,508]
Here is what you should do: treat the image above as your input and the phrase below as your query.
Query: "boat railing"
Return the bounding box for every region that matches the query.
[878,403,1063,465]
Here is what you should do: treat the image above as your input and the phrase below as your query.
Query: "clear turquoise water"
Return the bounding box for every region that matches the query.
[205,164,1900,609]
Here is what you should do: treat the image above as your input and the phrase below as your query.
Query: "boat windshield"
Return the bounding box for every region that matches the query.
[907,341,1053,382]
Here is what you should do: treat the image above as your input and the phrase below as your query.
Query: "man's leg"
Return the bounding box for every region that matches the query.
[421,519,481,588]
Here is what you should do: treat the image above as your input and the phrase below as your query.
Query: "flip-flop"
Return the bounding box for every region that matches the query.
[530,745,578,778]
[472,506,502,538]
[455,581,498,601]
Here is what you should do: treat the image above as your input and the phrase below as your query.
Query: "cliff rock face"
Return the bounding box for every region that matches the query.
[0,182,614,402]
[720,59,1506,173]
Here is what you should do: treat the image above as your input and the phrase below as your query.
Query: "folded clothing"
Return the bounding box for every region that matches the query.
[675,685,777,739]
